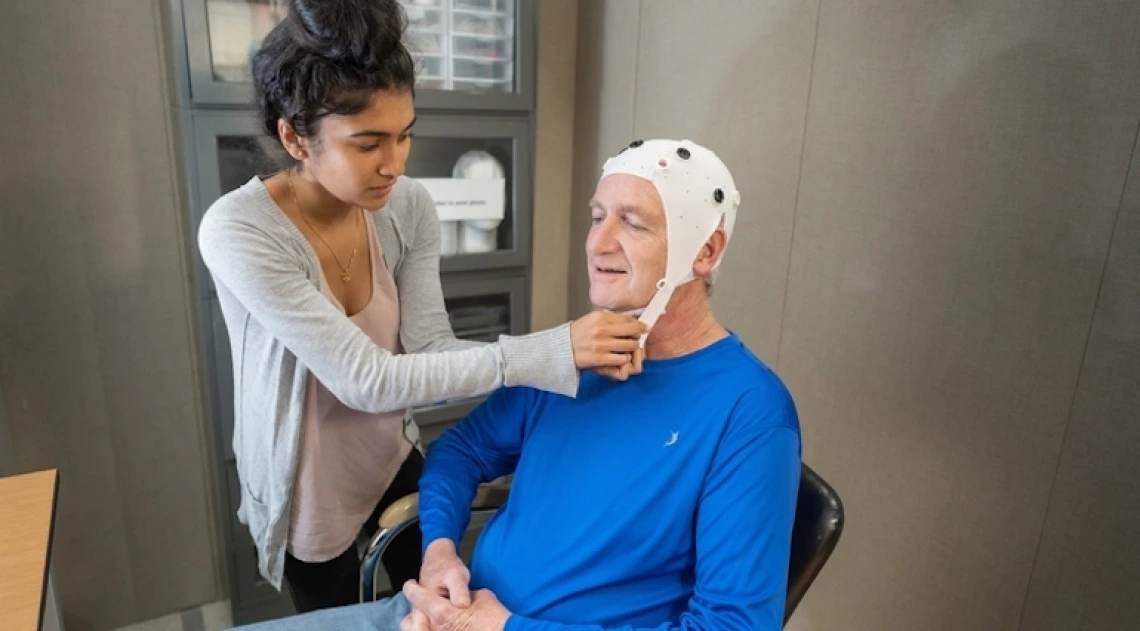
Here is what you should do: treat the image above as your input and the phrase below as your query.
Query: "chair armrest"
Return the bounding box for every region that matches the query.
[376,482,511,530]
[378,492,420,530]
[362,482,512,603]
[472,481,510,509]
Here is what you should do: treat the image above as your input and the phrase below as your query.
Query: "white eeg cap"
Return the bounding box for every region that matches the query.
[600,138,741,343]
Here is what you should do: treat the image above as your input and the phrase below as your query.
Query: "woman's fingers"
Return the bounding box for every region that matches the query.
[594,346,645,380]
[596,336,641,354]
[570,310,650,370]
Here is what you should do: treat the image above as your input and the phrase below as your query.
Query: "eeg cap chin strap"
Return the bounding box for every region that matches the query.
[600,139,741,346]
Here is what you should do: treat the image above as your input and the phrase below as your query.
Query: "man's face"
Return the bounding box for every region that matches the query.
[586,174,668,312]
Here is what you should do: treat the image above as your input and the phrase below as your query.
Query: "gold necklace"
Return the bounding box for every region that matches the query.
[288,169,359,283]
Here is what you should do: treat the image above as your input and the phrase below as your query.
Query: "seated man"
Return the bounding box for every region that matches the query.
[232,139,801,631]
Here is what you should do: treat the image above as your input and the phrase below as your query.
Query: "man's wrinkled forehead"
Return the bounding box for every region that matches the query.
[590,173,665,220]
[601,139,739,240]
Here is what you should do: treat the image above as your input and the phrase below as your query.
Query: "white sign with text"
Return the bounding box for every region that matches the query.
[415,177,506,222]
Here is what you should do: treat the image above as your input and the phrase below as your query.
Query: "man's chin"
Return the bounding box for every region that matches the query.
[589,295,643,315]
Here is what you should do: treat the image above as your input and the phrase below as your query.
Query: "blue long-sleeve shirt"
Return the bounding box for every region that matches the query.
[418,333,801,631]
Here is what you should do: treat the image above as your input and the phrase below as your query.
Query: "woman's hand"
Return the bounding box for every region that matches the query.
[596,346,644,382]
[568,311,647,379]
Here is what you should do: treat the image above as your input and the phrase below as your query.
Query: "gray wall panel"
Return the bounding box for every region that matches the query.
[628,0,819,364]
[1019,125,1140,631]
[567,1,1140,630]
[569,0,643,316]
[779,1,1140,629]
[0,1,218,628]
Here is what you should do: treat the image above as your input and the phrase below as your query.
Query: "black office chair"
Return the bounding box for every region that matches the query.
[783,463,844,624]
[360,463,844,626]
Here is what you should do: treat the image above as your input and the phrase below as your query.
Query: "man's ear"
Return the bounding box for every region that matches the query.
[692,226,728,280]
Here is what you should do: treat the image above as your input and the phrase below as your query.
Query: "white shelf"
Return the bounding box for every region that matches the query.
[451,31,513,39]
[400,0,520,93]
[451,7,512,18]
[451,77,512,84]
[451,54,510,62]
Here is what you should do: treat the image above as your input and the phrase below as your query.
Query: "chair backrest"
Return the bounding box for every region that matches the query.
[783,462,844,625]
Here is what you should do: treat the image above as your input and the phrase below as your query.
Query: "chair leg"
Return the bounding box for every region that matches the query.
[360,519,421,603]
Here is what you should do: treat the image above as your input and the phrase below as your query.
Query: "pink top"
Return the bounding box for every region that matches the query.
[287,212,413,562]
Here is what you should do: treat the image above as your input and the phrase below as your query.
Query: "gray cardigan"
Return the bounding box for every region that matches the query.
[197,175,578,589]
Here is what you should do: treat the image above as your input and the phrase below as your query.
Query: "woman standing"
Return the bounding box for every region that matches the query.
[196,0,643,614]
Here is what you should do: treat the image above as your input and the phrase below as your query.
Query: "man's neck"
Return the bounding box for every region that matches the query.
[642,283,727,360]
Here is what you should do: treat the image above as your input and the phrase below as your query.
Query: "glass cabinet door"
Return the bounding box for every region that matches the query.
[190,111,531,281]
[407,115,531,272]
[441,272,527,340]
[181,0,534,109]
[204,0,287,84]
[207,297,237,462]
[412,273,528,435]
[407,0,519,95]
[223,460,295,623]
[190,111,289,294]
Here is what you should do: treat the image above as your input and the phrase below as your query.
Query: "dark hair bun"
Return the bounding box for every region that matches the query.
[287,0,406,68]
[251,0,416,141]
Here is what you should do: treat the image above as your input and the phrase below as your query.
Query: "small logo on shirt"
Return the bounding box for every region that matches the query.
[664,431,679,447]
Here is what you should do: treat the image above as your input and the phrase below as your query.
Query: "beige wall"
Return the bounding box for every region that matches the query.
[0,2,220,630]
[1018,135,1140,631]
[568,0,641,326]
[572,1,1140,629]
[531,0,579,330]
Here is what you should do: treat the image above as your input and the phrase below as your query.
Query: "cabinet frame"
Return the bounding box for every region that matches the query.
[222,460,296,625]
[189,110,533,286]
[168,0,538,623]
[180,0,535,110]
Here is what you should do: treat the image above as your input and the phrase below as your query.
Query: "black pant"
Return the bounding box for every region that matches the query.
[284,448,424,613]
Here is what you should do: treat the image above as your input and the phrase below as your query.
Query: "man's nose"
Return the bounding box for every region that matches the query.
[587,218,620,254]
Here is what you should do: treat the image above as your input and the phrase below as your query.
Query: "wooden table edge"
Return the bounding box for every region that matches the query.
[39,469,60,631]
